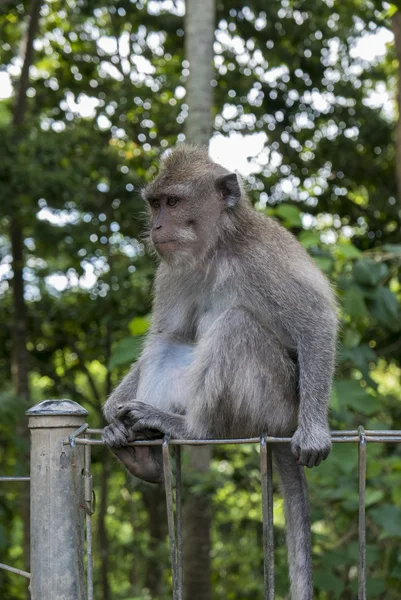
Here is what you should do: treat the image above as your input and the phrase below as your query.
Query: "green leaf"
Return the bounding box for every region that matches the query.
[128,316,150,336]
[391,564,401,580]
[366,578,386,595]
[343,329,361,349]
[315,571,344,597]
[353,259,388,286]
[334,380,379,416]
[109,337,144,369]
[298,230,320,248]
[342,286,368,318]
[339,344,377,388]
[313,257,333,272]
[329,444,357,474]
[275,203,302,227]
[365,489,384,507]
[339,344,376,369]
[334,243,362,259]
[371,286,399,329]
[370,505,401,538]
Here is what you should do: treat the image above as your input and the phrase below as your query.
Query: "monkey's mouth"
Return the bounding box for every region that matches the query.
[153,239,182,253]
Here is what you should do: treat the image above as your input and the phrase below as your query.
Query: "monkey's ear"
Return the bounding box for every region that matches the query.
[215,173,241,207]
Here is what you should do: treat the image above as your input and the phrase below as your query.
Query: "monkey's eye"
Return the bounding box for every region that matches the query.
[167,196,178,207]
[150,198,160,209]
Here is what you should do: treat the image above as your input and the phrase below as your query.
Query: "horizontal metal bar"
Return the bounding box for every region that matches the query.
[364,430,401,436]
[88,428,390,436]
[69,433,401,447]
[365,436,401,442]
[0,477,30,482]
[70,436,291,446]
[0,562,31,579]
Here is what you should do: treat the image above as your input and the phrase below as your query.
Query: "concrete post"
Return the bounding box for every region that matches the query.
[26,399,88,600]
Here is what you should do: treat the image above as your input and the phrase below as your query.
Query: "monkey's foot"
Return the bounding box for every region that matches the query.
[291,425,332,468]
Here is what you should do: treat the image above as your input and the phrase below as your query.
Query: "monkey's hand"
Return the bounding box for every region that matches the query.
[117,401,164,432]
[103,420,132,448]
[291,424,332,468]
[117,401,188,439]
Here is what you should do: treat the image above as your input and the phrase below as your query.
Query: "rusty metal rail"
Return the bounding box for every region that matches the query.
[66,427,401,600]
[2,423,401,600]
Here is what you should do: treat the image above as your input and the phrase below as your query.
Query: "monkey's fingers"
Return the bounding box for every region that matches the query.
[298,449,314,467]
[313,453,324,467]
[301,446,331,468]
[117,401,148,425]
[103,420,130,448]
[305,452,320,469]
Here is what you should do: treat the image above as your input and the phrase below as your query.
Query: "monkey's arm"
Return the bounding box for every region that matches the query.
[290,305,337,468]
[103,362,141,423]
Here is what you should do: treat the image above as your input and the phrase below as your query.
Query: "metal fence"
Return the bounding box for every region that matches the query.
[1,399,401,600]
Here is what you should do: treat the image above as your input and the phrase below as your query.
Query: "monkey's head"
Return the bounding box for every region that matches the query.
[142,145,245,265]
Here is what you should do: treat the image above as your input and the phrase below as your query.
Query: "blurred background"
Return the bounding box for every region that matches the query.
[1,0,401,599]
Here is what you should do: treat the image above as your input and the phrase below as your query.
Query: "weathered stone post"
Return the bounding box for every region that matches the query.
[26,399,88,600]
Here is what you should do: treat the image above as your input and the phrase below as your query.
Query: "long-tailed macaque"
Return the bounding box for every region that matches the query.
[103,145,337,600]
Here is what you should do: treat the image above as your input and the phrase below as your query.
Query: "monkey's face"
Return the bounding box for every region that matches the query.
[142,148,242,265]
[145,185,216,261]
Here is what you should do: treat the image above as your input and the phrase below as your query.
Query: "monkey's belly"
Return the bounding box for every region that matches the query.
[136,338,194,412]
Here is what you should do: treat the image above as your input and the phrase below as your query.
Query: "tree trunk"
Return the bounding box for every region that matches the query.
[183,0,215,598]
[13,0,42,128]
[182,449,213,600]
[9,215,30,402]
[10,0,42,585]
[142,486,168,596]
[392,11,401,206]
[184,0,215,143]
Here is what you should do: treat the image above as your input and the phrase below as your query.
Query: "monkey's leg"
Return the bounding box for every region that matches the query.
[111,445,164,484]
[273,444,313,600]
[103,422,164,484]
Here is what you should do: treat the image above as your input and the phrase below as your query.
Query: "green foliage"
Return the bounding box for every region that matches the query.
[353,259,389,287]
[273,203,302,227]
[109,337,144,369]
[1,0,401,598]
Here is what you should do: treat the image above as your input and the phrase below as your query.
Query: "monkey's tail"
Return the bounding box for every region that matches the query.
[273,444,313,600]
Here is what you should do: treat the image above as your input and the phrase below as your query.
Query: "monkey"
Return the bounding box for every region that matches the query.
[102,144,337,600]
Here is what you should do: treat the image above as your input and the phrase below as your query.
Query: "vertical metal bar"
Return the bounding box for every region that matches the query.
[84,443,94,600]
[175,446,183,598]
[163,436,179,600]
[358,426,367,600]
[260,435,275,600]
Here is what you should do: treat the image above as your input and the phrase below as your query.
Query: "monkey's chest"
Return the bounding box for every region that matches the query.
[137,337,194,411]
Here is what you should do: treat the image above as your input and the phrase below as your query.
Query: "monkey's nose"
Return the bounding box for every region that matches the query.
[154,224,162,230]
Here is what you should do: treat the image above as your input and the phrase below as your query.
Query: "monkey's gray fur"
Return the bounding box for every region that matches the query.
[103,145,338,600]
